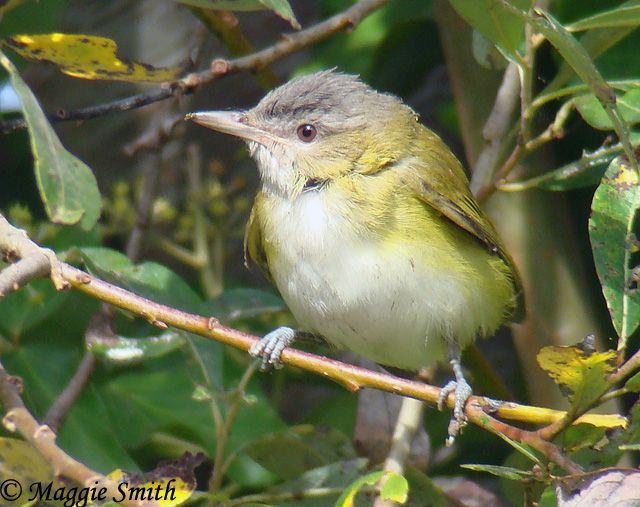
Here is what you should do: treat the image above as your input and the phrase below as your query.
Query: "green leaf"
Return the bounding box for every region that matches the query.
[80,246,133,273]
[562,423,621,470]
[3,34,188,82]
[99,355,218,451]
[0,50,101,230]
[537,345,617,411]
[80,247,204,314]
[589,155,640,342]
[568,1,640,31]
[619,442,640,450]
[500,153,609,191]
[611,402,640,453]
[80,247,224,389]
[333,471,407,507]
[243,425,356,480]
[263,459,369,507]
[461,464,535,481]
[540,2,639,96]
[491,429,543,465]
[537,486,557,507]
[88,331,186,364]
[446,0,531,61]
[380,473,409,503]
[575,89,640,130]
[172,0,300,29]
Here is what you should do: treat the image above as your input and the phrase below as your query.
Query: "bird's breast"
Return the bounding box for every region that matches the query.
[255,188,483,369]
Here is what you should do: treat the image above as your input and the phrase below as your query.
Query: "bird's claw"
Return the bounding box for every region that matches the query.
[438,378,472,446]
[249,326,296,370]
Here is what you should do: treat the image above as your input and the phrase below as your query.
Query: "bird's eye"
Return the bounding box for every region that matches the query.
[297,124,317,142]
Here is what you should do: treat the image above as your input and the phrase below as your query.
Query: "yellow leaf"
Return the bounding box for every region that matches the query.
[0,437,52,506]
[537,344,617,413]
[3,33,187,83]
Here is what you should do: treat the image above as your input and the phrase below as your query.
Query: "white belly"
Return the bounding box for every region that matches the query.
[262,190,480,371]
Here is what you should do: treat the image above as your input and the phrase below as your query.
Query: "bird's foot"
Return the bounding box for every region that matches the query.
[437,377,472,446]
[249,326,296,370]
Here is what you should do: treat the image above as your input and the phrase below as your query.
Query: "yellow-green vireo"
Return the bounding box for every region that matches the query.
[188,70,525,441]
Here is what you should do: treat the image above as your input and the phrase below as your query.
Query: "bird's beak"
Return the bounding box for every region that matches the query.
[186,111,280,146]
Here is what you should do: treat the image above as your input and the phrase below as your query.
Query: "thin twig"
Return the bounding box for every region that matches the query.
[469,62,521,197]
[126,152,164,262]
[0,0,390,134]
[185,143,222,297]
[374,397,426,507]
[608,347,640,385]
[1,87,176,134]
[123,114,185,157]
[44,306,122,432]
[211,361,260,492]
[0,218,68,291]
[0,251,51,297]
[43,352,96,432]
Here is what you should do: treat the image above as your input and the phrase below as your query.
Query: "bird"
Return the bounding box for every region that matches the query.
[187,70,524,441]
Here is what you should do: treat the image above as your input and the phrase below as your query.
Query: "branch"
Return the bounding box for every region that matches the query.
[0,87,176,134]
[469,62,521,198]
[0,251,51,296]
[0,218,68,292]
[0,360,159,507]
[43,353,96,432]
[57,264,603,472]
[0,0,391,134]
[190,7,280,90]
[0,213,626,472]
[468,399,583,475]
[375,397,426,507]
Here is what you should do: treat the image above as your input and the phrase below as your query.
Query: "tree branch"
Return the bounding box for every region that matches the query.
[0,213,626,473]
[0,251,51,296]
[0,0,390,134]
[43,352,96,433]
[0,360,159,507]
[190,7,280,90]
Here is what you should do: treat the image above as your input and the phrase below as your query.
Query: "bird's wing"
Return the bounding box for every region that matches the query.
[244,195,274,284]
[408,127,525,321]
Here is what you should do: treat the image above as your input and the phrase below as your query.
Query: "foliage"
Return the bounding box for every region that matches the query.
[0,0,640,506]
